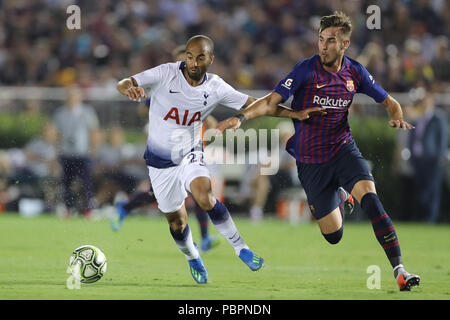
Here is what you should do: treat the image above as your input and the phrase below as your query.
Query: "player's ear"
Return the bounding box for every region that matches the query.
[343,39,350,51]
[209,54,214,66]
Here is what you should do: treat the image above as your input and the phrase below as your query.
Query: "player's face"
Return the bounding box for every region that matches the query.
[185,42,214,82]
[318,27,349,68]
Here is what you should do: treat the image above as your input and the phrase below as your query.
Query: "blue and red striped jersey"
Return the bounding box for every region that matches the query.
[273,54,388,164]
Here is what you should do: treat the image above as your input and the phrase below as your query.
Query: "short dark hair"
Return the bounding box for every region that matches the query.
[186,35,214,55]
[319,11,353,40]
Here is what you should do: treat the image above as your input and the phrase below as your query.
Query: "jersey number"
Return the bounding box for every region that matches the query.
[188,153,205,166]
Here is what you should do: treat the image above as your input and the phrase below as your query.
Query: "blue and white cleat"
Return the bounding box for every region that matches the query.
[188,249,208,284]
[110,201,128,232]
[239,248,264,271]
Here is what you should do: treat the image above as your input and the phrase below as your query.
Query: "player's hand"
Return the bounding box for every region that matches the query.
[293,107,327,121]
[389,119,415,130]
[126,87,147,102]
[215,117,242,135]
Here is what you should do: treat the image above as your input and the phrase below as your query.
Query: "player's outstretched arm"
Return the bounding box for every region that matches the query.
[381,95,415,130]
[117,77,147,102]
[216,92,326,133]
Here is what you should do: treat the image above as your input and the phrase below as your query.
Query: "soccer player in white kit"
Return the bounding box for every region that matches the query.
[116,35,265,284]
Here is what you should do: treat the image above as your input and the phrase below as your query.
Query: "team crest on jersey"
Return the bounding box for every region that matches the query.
[203,92,209,106]
[346,80,354,92]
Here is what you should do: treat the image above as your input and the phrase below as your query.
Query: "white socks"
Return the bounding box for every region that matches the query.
[213,217,249,255]
[170,225,199,260]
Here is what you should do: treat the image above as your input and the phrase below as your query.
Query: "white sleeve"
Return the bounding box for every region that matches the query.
[217,78,248,110]
[131,63,170,88]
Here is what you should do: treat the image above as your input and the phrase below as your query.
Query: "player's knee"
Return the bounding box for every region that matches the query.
[322,226,343,245]
[194,192,216,211]
[167,217,187,234]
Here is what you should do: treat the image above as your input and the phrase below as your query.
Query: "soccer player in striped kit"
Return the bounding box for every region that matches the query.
[217,12,420,291]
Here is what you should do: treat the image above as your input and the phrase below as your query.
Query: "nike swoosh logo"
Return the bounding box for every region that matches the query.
[316,84,326,89]
[384,232,394,240]
[169,89,180,93]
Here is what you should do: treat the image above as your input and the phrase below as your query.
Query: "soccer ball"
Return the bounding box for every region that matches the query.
[67,245,107,284]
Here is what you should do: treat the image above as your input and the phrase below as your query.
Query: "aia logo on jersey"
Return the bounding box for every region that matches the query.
[346,80,354,92]
[164,107,201,126]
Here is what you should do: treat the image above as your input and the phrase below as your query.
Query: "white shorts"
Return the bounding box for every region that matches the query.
[148,151,211,213]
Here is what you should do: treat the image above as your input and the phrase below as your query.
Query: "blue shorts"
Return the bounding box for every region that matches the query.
[296,140,374,220]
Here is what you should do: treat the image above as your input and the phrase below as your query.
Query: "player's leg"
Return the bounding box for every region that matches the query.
[197,164,223,251]
[335,141,420,290]
[297,161,345,244]
[78,157,96,216]
[316,207,344,244]
[111,180,155,231]
[351,179,420,291]
[189,176,264,271]
[338,187,354,216]
[193,201,220,252]
[249,173,270,222]
[317,187,354,243]
[60,156,76,216]
[165,204,208,284]
[111,189,156,231]
[148,164,208,284]
[123,190,155,212]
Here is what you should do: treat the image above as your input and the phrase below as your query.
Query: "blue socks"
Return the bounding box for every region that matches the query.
[206,199,230,224]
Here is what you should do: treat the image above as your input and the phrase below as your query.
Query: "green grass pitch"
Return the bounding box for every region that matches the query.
[0,213,449,300]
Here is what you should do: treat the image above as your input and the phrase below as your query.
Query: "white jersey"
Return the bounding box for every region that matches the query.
[132,61,248,168]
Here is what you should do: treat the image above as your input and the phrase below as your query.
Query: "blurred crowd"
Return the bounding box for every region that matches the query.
[0,0,448,92]
[0,85,148,216]
[392,89,448,223]
[0,0,449,221]
[0,85,448,222]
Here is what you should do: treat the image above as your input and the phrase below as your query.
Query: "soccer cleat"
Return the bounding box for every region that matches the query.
[396,269,420,291]
[201,235,221,252]
[110,201,129,232]
[188,245,208,284]
[338,187,354,215]
[238,248,264,271]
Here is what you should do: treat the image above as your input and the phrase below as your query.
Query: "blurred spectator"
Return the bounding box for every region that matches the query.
[24,123,60,211]
[266,121,301,213]
[93,126,144,207]
[0,0,447,92]
[53,85,99,216]
[431,36,450,83]
[235,161,270,222]
[391,104,419,221]
[410,91,448,223]
[0,148,34,212]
